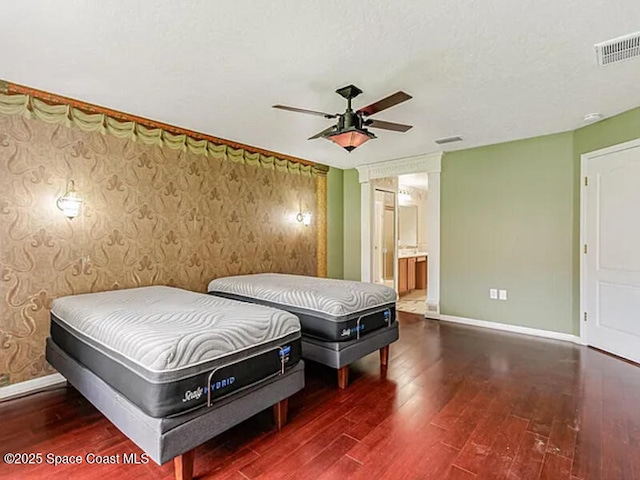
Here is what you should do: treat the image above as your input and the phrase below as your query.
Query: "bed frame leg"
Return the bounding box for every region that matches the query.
[273,398,289,430]
[380,345,390,368]
[337,365,350,389]
[174,449,195,480]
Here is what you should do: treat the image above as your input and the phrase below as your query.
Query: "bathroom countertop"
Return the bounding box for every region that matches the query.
[398,251,428,259]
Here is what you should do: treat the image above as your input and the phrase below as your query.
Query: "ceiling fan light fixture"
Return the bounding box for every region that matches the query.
[273,84,412,153]
[325,127,376,152]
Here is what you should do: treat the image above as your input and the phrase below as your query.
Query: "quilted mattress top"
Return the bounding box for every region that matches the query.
[208,273,397,317]
[51,286,300,373]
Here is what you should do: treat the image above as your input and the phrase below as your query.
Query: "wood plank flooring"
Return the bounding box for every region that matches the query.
[1,312,639,479]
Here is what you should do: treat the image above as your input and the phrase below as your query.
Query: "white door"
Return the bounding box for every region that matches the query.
[584,141,640,364]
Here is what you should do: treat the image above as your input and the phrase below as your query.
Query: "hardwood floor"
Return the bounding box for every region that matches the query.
[1,312,639,479]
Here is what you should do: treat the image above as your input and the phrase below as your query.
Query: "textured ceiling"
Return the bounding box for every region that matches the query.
[2,1,640,169]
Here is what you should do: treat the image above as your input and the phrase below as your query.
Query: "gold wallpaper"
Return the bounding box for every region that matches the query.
[0,113,317,386]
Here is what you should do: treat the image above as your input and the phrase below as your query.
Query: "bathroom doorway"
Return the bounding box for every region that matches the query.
[372,189,396,289]
[396,173,428,315]
[358,152,441,318]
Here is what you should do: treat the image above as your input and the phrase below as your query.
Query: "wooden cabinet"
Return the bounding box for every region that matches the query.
[415,256,427,290]
[398,258,408,294]
[408,257,416,291]
[398,255,427,296]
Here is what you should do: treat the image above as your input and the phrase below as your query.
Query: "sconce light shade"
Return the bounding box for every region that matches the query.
[296,211,312,227]
[57,180,82,219]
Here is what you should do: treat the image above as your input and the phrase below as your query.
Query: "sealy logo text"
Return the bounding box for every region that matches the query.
[182,376,236,403]
[341,324,365,337]
[182,386,205,403]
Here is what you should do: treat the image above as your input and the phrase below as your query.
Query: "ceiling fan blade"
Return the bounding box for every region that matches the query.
[367,119,413,132]
[308,126,336,140]
[357,91,412,117]
[273,105,337,119]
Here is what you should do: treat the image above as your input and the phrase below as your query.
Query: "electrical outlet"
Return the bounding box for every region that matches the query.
[499,289,508,301]
[489,288,498,299]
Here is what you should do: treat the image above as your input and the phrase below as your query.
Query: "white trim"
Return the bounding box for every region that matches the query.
[579,137,640,347]
[580,150,589,346]
[439,315,583,344]
[579,153,587,345]
[425,173,440,315]
[356,152,442,182]
[357,151,442,315]
[393,190,398,293]
[580,138,640,161]
[370,187,399,292]
[0,373,66,402]
[360,181,372,282]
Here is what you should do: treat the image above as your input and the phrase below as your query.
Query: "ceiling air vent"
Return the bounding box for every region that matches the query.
[595,32,640,66]
[435,136,462,145]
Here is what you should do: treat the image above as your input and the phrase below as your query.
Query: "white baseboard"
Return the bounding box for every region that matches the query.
[439,314,583,345]
[0,373,67,402]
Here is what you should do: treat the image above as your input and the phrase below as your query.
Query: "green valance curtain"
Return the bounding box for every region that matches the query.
[0,93,316,176]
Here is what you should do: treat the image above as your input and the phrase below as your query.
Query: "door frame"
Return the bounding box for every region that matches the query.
[373,188,398,290]
[579,137,640,345]
[357,152,442,317]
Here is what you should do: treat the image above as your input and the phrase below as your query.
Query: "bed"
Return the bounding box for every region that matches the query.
[207,273,398,388]
[46,286,305,480]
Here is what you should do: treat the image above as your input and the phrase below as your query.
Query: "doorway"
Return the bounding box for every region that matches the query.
[358,152,442,317]
[372,189,396,288]
[581,139,640,364]
[396,174,429,315]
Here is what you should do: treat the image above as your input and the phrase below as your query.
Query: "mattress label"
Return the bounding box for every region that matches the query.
[279,345,292,364]
[181,376,237,404]
[182,386,206,403]
[210,376,236,392]
[341,324,365,338]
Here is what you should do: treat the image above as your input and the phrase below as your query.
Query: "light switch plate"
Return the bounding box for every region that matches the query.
[489,288,498,299]
[499,289,508,300]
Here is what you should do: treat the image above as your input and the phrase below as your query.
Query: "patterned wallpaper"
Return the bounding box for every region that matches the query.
[0,113,317,386]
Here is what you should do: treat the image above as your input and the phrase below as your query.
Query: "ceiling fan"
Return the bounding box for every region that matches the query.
[273,85,413,152]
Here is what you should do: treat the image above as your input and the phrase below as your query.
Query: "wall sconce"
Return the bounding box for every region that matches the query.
[57,180,82,219]
[296,211,312,227]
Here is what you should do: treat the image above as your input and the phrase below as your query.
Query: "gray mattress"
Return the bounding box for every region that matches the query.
[46,338,305,465]
[50,286,302,418]
[207,274,397,342]
[303,321,400,369]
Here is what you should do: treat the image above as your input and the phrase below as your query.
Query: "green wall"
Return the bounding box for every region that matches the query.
[343,169,361,280]
[441,133,575,334]
[326,167,344,279]
[325,106,640,335]
[574,106,640,154]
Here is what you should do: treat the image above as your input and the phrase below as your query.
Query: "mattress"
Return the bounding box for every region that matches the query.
[49,286,302,418]
[46,339,306,465]
[207,274,397,342]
